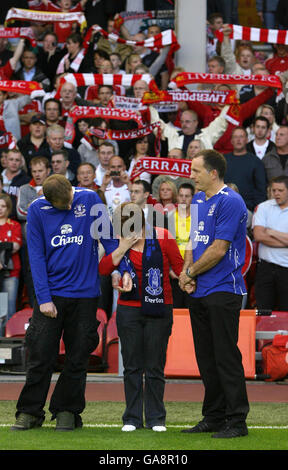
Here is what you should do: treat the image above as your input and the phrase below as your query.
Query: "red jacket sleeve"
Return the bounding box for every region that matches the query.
[99,252,118,276]
[239,87,275,122]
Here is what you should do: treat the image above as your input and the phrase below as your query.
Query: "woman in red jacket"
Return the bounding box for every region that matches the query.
[0,193,22,334]
[99,202,184,433]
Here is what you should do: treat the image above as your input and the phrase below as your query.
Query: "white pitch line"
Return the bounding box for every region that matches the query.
[0,424,288,429]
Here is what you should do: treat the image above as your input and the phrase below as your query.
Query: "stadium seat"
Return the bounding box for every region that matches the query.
[89,308,109,370]
[242,235,253,277]
[105,311,119,373]
[58,308,109,371]
[5,308,33,338]
[165,309,256,379]
[256,311,288,351]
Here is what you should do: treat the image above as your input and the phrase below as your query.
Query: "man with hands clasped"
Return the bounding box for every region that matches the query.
[178,149,250,439]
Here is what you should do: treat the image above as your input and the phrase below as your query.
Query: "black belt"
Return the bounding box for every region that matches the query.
[259,259,288,269]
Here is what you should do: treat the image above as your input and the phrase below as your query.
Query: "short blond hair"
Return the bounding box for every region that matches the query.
[43,174,72,209]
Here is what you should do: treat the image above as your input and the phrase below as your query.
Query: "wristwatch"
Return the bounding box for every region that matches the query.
[186,267,195,279]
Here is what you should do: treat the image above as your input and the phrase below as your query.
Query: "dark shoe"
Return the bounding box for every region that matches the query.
[212,424,248,438]
[55,411,76,431]
[181,419,225,434]
[11,413,44,431]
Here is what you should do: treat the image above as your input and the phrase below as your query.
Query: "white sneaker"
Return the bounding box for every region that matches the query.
[122,424,136,432]
[152,425,167,432]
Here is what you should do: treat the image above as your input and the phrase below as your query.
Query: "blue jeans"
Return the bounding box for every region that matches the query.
[263,12,277,29]
[2,276,19,322]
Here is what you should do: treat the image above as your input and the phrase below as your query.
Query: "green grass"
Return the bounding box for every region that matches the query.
[0,401,287,451]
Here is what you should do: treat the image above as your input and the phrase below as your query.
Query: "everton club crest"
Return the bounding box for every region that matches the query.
[74,204,86,218]
[145,268,163,296]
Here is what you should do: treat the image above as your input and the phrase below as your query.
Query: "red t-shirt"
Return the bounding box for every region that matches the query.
[43,0,83,44]
[0,104,6,133]
[19,100,42,138]
[0,61,13,81]
[99,226,184,306]
[0,219,22,277]
[265,55,288,75]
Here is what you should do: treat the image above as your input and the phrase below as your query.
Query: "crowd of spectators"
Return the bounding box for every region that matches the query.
[0,0,288,334]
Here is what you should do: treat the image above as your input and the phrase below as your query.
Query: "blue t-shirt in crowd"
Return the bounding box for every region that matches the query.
[190,185,248,298]
[27,187,119,305]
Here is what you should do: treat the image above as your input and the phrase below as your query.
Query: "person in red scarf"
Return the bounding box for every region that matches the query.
[40,0,88,44]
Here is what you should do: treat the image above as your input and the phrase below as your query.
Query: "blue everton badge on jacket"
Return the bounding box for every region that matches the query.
[120,229,165,317]
[145,268,163,296]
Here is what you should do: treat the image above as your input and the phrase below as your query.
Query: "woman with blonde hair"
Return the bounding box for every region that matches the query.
[125,53,142,73]
[0,193,22,333]
[157,178,177,212]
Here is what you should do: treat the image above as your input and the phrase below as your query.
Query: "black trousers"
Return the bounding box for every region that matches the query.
[188,292,249,426]
[170,278,191,309]
[16,296,99,420]
[255,259,288,311]
[116,304,173,428]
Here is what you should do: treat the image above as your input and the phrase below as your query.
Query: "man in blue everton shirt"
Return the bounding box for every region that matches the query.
[12,174,122,432]
[179,149,250,439]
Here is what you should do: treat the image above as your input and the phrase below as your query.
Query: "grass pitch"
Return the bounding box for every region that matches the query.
[0,401,287,452]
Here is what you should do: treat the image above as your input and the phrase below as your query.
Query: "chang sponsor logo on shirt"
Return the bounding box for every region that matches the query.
[51,224,84,247]
[193,221,210,245]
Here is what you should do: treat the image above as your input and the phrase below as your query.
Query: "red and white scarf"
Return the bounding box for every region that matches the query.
[0,80,42,95]
[56,49,86,74]
[130,156,191,182]
[88,121,161,141]
[0,131,16,150]
[83,25,179,53]
[215,24,288,45]
[0,27,36,47]
[59,73,159,93]
[81,122,161,153]
[168,72,283,93]
[142,88,238,105]
[5,7,87,31]
[64,106,144,145]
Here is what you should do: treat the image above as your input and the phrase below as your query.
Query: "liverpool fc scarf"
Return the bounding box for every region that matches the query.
[120,227,165,317]
[64,105,144,145]
[168,72,283,93]
[88,122,161,141]
[0,80,42,95]
[5,8,87,31]
[142,88,238,105]
[0,27,36,47]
